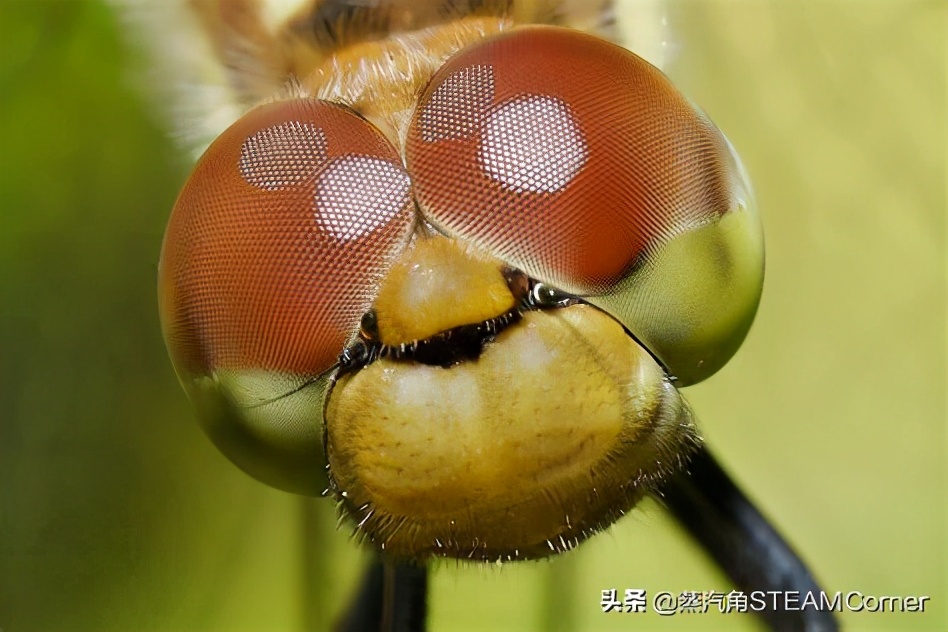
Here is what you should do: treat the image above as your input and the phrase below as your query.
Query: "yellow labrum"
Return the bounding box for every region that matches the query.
[326,306,697,561]
[372,236,518,345]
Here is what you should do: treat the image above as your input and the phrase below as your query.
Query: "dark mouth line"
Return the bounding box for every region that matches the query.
[336,276,583,375]
[381,307,524,367]
[337,308,523,374]
[334,275,679,383]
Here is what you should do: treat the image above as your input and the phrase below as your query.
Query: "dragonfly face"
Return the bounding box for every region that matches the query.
[156,1,763,562]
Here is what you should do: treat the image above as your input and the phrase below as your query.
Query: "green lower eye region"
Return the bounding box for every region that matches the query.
[591,194,764,386]
[181,370,331,496]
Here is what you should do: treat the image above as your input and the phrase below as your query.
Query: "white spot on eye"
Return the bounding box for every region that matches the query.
[478,95,588,194]
[420,65,494,142]
[314,156,411,242]
[239,122,327,190]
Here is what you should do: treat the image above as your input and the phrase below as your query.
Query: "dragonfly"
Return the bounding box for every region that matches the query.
[119,0,837,629]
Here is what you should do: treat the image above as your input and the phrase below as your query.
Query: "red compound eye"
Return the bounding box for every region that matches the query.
[406,26,733,294]
[159,99,414,381]
[407,26,763,385]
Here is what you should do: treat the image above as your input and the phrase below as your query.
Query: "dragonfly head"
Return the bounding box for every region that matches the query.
[158,26,762,557]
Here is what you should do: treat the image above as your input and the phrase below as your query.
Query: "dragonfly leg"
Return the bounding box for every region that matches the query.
[659,445,838,632]
[335,556,428,632]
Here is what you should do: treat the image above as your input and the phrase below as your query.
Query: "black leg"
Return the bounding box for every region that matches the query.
[659,444,839,632]
[335,556,428,632]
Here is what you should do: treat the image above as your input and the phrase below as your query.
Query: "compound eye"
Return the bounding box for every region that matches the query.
[158,99,414,493]
[406,26,763,384]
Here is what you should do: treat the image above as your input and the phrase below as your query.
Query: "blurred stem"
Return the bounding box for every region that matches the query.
[539,552,580,632]
[335,556,428,632]
[298,496,331,632]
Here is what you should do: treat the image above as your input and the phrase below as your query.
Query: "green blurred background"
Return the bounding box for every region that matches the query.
[1,1,944,630]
